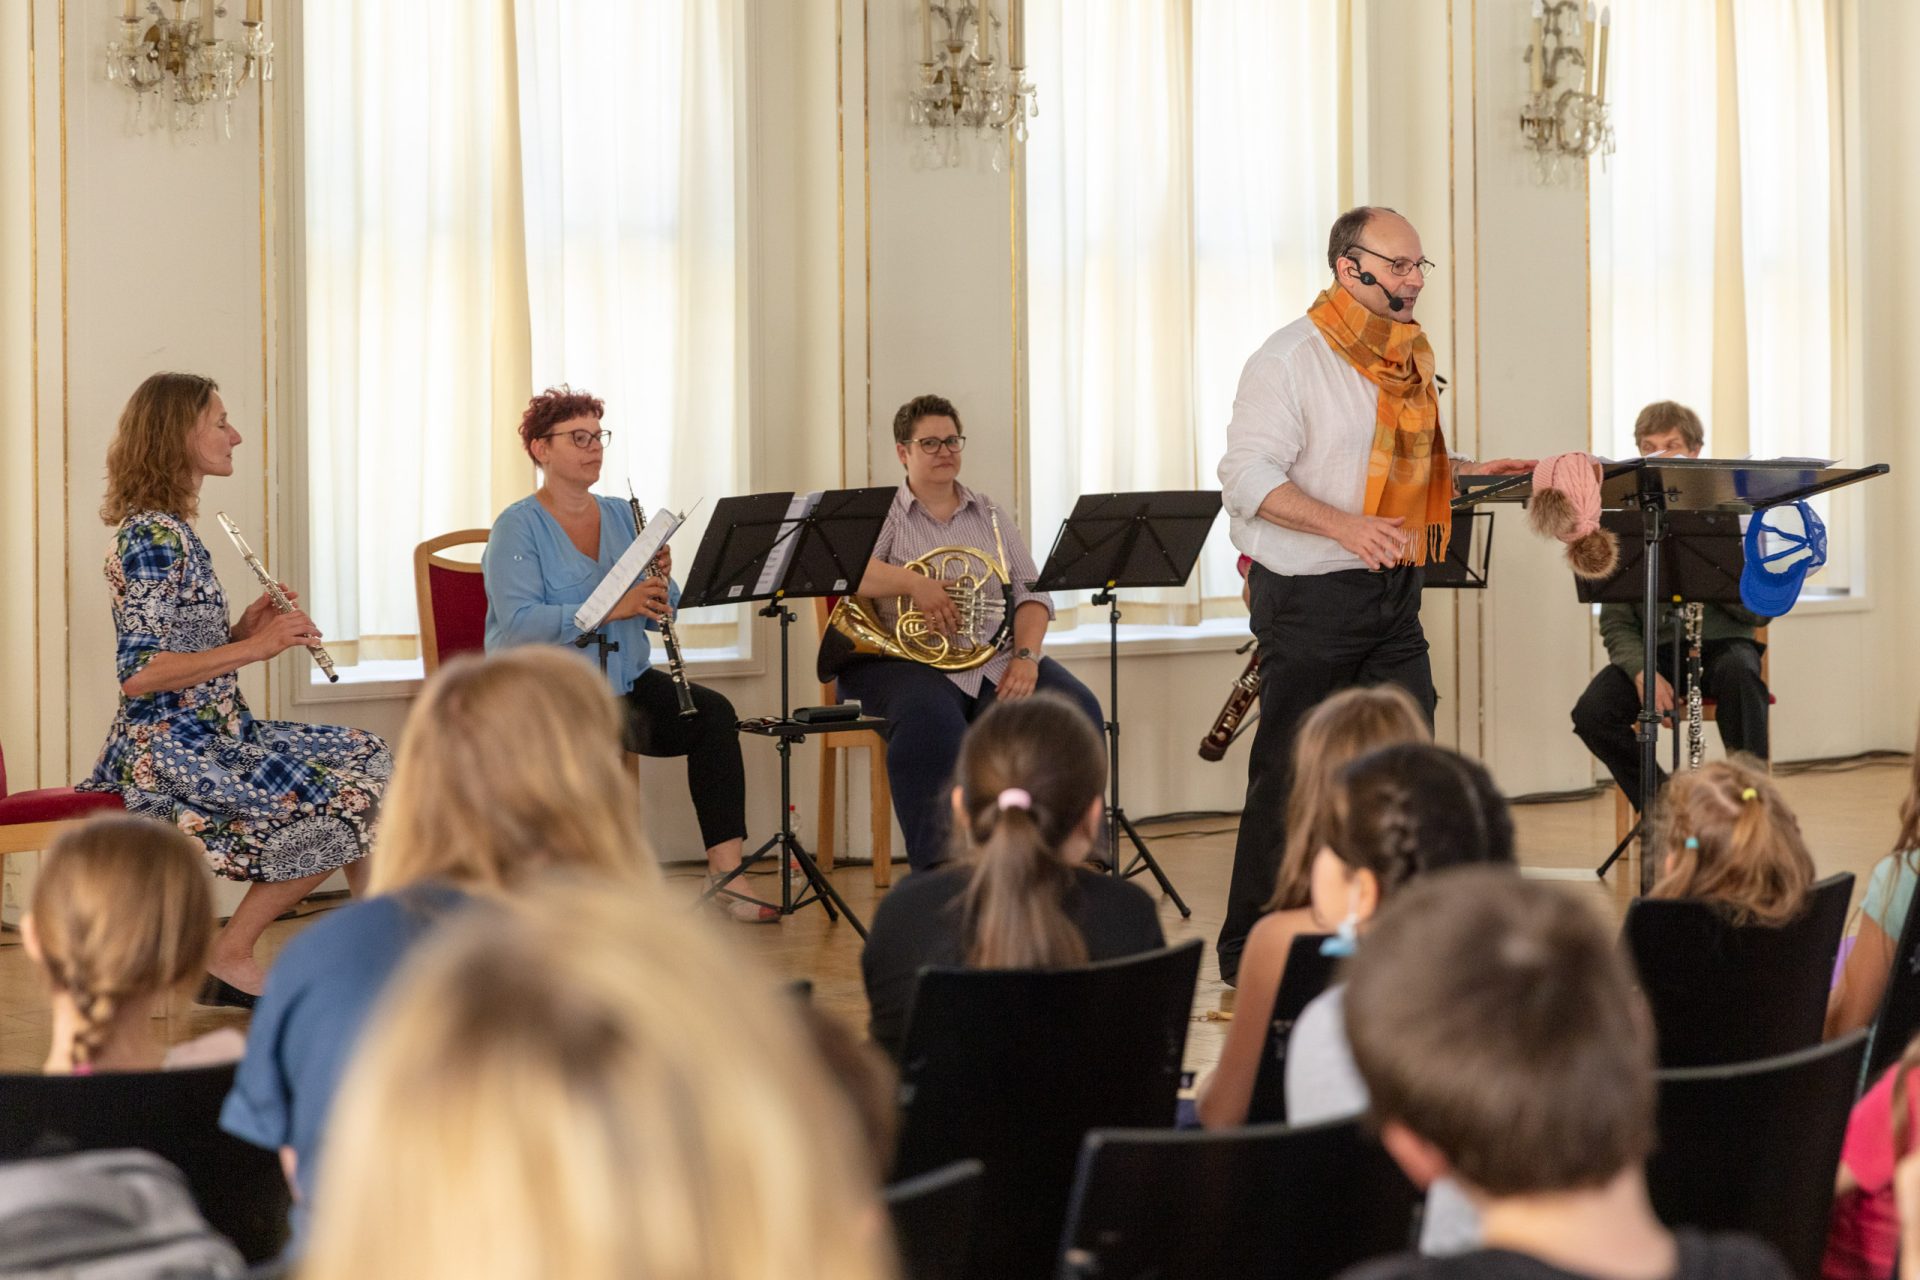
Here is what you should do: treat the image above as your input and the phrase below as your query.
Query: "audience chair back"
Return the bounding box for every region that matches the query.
[883,1158,986,1280]
[892,940,1202,1280]
[413,529,491,673]
[1056,1116,1420,1280]
[0,1063,290,1264]
[1863,877,1920,1087]
[1625,871,1852,1068]
[1244,932,1337,1124]
[1648,1030,1866,1280]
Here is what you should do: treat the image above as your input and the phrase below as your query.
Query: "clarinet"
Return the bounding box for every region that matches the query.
[629,485,697,718]
[1198,640,1261,762]
[1685,602,1705,769]
[213,513,339,683]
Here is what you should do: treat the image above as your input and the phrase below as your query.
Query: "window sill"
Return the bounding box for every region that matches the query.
[1041,615,1253,662]
[291,644,762,705]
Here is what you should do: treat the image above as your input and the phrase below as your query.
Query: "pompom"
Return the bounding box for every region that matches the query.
[1565,529,1620,580]
[1529,487,1580,540]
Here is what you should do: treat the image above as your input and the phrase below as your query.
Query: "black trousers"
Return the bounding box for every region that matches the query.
[1570,638,1769,812]
[835,656,1106,872]
[621,666,748,851]
[1216,564,1437,985]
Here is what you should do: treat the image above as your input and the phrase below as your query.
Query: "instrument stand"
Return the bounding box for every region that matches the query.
[573,628,618,676]
[1035,491,1223,920]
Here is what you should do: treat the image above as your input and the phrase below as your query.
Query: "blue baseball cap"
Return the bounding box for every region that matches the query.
[1741,500,1828,616]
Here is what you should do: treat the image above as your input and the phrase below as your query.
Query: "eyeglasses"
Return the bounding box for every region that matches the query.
[909,434,966,455]
[540,428,612,450]
[1350,244,1436,279]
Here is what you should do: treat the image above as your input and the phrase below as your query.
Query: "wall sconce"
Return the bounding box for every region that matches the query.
[1520,0,1612,184]
[105,0,274,139]
[908,0,1037,172]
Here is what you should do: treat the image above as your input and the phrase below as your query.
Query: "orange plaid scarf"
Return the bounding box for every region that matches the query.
[1306,286,1452,566]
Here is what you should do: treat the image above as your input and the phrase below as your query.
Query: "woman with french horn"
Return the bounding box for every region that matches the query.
[829,393,1105,873]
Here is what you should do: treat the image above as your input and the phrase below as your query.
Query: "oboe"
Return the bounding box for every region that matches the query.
[1684,602,1705,769]
[1198,640,1261,762]
[213,512,339,683]
[629,484,697,718]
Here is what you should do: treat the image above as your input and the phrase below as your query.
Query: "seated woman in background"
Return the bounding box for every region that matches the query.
[1828,715,1920,1038]
[1646,757,1814,927]
[221,647,657,1239]
[80,372,390,1007]
[26,814,242,1074]
[300,877,899,1280]
[1195,683,1429,1129]
[860,693,1165,1060]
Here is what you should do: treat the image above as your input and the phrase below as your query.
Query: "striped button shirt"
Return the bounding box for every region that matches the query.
[868,480,1053,696]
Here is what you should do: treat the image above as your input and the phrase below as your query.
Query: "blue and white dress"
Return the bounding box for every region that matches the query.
[79,512,390,884]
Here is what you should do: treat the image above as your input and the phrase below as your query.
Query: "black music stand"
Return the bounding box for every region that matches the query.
[1033,491,1223,919]
[677,487,896,935]
[1456,458,1889,892]
[1421,509,1495,590]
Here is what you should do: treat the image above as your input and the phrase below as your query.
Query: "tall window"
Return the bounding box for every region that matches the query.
[302,0,746,669]
[1025,0,1343,624]
[1591,0,1849,585]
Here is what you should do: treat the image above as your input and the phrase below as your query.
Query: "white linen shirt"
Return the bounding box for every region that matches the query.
[1217,313,1451,578]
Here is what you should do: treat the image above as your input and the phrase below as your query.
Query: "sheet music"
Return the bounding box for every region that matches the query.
[750,491,822,598]
[575,508,682,633]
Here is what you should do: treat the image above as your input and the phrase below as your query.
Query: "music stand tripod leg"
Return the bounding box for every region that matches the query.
[1096,588,1192,919]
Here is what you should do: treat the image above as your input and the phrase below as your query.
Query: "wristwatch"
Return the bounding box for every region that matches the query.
[1014,647,1041,665]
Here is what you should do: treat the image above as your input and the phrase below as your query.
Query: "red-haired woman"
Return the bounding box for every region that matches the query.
[483,386,769,921]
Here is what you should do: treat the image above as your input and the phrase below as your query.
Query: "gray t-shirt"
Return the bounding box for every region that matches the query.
[1285,983,1482,1256]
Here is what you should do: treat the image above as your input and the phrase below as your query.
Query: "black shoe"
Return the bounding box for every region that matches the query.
[195,974,259,1010]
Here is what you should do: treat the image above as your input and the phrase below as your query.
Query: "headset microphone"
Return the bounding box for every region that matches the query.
[1355,267,1404,313]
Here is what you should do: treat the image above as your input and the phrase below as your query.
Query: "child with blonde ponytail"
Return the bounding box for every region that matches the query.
[26,814,241,1074]
[1647,757,1814,926]
[861,693,1165,1058]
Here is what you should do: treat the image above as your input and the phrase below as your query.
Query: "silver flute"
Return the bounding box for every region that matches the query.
[214,513,339,683]
[628,484,696,718]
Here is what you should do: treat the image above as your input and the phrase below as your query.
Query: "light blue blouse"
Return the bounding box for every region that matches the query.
[481,494,679,696]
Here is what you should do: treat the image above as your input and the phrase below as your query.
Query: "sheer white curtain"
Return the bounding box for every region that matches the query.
[1026,0,1343,625]
[515,0,746,643]
[303,0,507,662]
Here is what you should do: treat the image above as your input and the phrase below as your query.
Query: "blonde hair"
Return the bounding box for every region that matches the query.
[30,815,214,1071]
[371,647,656,897]
[1265,685,1431,912]
[101,372,217,524]
[1649,757,1814,926]
[300,876,899,1280]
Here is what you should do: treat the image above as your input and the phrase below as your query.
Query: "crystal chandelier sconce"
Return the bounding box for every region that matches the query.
[1520,0,1613,185]
[909,0,1037,172]
[105,0,275,140]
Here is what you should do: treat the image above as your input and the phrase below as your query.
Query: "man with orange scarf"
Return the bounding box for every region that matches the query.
[1213,206,1531,985]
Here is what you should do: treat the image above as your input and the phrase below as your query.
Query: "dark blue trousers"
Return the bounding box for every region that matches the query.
[836,656,1106,871]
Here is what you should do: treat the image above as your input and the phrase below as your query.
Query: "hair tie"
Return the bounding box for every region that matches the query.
[996,788,1032,812]
[1684,836,1700,850]
[1740,787,1758,802]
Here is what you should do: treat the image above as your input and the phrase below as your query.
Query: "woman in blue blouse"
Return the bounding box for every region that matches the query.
[483,386,766,921]
[80,373,391,1008]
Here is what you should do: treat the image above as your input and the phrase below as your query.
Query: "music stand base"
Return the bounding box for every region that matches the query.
[1113,807,1188,916]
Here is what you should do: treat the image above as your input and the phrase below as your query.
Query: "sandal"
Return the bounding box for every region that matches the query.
[704,874,779,924]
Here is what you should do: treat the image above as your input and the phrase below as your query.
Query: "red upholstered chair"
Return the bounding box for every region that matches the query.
[413,530,492,674]
[0,737,125,857]
[814,596,895,888]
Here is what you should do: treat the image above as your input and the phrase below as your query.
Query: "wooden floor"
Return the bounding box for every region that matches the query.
[0,758,1907,1075]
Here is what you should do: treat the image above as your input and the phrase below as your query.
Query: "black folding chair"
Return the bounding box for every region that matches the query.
[0,1063,290,1263]
[892,940,1202,1280]
[1625,871,1852,1067]
[1244,932,1337,1124]
[885,1159,986,1280]
[1863,866,1920,1088]
[1648,1030,1866,1280]
[1056,1116,1420,1280]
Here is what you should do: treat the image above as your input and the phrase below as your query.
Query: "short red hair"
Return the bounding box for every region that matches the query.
[518,386,606,461]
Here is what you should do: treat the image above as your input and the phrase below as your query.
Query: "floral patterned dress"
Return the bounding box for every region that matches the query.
[79,512,390,883]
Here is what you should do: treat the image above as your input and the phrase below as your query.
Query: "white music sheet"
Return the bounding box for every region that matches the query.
[574,508,683,633]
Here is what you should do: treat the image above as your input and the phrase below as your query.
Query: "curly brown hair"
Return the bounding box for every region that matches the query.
[100,373,218,524]
[518,386,606,462]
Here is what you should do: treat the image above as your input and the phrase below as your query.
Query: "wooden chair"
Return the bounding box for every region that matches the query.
[413,529,492,673]
[1613,625,1771,847]
[813,597,895,887]
[0,735,125,858]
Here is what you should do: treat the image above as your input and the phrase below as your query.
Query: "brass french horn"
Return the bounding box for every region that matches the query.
[827,512,1015,671]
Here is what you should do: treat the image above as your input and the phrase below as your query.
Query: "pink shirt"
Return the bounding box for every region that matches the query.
[1824,1063,1920,1280]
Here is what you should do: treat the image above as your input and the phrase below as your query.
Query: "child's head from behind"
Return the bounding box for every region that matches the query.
[27,815,213,1071]
[1649,757,1813,926]
[1308,742,1515,932]
[1346,869,1655,1197]
[1267,684,1432,913]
